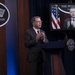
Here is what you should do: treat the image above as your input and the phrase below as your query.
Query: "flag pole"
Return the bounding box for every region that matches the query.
[56,5,58,28]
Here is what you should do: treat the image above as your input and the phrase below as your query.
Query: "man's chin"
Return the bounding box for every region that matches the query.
[39,26,42,28]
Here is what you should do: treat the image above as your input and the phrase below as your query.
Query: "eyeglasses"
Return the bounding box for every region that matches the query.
[35,21,42,23]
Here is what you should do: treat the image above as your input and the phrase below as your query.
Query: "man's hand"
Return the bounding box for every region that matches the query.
[40,32,46,41]
[71,21,75,28]
[36,32,46,42]
[36,33,41,42]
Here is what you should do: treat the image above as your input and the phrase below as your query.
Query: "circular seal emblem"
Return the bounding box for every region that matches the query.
[0,3,10,27]
[66,39,75,51]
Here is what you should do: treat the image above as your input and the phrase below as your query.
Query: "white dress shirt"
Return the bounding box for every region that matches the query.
[33,27,40,34]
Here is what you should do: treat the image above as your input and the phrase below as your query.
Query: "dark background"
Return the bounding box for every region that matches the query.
[29,0,75,75]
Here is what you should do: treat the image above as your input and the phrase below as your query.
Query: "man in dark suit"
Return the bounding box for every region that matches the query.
[24,16,49,75]
[63,7,75,29]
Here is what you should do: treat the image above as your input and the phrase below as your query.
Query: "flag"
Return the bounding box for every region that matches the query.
[51,5,60,29]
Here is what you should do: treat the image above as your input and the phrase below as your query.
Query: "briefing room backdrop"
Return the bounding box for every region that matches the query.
[28,1,75,75]
[0,0,75,75]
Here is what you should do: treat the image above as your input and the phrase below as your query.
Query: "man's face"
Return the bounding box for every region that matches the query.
[70,8,75,17]
[33,18,42,29]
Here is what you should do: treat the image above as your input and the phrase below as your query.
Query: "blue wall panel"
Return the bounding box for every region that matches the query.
[5,0,19,75]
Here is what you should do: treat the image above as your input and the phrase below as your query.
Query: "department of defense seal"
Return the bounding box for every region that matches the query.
[66,39,75,51]
[0,3,10,27]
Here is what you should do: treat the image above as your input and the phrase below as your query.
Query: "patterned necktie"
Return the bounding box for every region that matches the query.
[37,30,39,34]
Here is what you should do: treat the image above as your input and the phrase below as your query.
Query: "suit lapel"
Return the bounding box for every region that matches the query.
[31,28,36,37]
[40,30,43,32]
[31,28,43,38]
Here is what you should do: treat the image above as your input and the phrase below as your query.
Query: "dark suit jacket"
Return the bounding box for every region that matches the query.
[24,27,49,62]
[63,18,75,29]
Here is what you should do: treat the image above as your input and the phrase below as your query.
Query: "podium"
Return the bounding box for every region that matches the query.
[37,40,66,75]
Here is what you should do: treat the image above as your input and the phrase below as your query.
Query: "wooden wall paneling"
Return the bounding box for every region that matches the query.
[18,0,29,75]
[0,27,6,75]
[0,1,7,75]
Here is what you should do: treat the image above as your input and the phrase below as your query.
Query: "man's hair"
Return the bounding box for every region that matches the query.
[70,7,75,11]
[31,16,41,23]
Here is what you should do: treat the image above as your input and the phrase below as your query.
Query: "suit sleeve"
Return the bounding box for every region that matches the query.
[24,31,37,48]
[43,35,49,43]
[42,31,49,43]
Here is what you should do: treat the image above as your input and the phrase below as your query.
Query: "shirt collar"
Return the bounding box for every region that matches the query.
[33,27,40,34]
